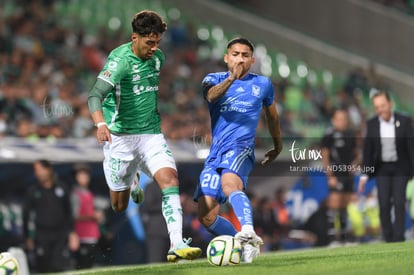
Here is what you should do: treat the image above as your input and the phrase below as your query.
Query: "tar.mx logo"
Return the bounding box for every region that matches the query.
[289,140,322,163]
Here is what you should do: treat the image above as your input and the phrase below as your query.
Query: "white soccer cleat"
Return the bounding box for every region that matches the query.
[235,230,263,263]
[241,243,260,263]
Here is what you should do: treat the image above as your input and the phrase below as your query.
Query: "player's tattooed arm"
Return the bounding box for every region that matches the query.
[205,77,235,103]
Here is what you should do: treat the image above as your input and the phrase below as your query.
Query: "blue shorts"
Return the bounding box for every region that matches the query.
[193,146,254,204]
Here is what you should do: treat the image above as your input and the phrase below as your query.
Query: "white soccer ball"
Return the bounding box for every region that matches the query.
[206,235,242,266]
[0,252,19,275]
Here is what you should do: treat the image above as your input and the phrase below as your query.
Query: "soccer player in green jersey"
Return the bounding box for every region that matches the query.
[87,10,201,262]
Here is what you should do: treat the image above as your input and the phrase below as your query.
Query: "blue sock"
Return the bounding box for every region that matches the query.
[207,216,237,236]
[229,191,253,227]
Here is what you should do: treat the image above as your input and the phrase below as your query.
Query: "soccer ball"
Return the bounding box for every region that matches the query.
[206,235,242,266]
[0,252,19,275]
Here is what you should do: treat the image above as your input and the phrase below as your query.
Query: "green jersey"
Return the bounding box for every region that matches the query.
[98,42,164,134]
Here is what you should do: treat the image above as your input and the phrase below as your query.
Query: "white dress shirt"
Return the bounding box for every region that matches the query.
[379,114,398,162]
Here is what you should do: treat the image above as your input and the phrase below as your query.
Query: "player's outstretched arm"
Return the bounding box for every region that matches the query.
[88,79,113,144]
[261,102,282,165]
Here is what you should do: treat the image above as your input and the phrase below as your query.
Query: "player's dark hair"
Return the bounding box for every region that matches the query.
[370,89,391,102]
[131,10,167,36]
[331,106,348,117]
[227,37,254,53]
[35,159,53,170]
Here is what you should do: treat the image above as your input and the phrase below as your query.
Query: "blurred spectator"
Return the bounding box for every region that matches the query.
[71,163,103,269]
[271,187,290,249]
[321,108,359,245]
[15,117,39,144]
[72,104,94,138]
[358,90,414,242]
[22,159,79,273]
[255,197,278,252]
[0,113,8,138]
[0,82,34,135]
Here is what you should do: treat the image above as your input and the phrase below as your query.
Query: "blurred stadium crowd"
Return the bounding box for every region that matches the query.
[1,0,411,147]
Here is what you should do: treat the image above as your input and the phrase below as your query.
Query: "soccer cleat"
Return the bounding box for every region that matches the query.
[130,174,144,204]
[241,243,260,263]
[235,230,263,263]
[167,238,202,263]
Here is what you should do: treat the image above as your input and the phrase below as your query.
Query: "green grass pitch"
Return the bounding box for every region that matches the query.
[61,241,414,275]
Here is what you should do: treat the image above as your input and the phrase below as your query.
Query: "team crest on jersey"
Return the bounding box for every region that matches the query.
[103,70,112,79]
[252,85,261,97]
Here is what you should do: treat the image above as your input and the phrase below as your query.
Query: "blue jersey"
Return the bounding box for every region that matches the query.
[202,71,274,160]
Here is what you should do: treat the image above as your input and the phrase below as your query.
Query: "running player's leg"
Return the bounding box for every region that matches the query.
[219,146,263,263]
[140,134,201,262]
[102,135,138,212]
[195,167,238,236]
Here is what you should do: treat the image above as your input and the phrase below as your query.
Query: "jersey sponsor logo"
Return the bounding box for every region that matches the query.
[220,105,247,113]
[219,97,252,113]
[221,97,252,106]
[133,85,159,95]
[252,85,261,97]
[108,61,118,70]
[236,86,245,92]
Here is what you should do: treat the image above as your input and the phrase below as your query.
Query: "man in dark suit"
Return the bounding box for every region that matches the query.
[358,90,414,242]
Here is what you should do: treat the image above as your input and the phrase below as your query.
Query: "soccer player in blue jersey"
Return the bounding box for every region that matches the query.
[194,37,283,263]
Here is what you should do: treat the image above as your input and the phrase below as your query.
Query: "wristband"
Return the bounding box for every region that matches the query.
[96,122,107,128]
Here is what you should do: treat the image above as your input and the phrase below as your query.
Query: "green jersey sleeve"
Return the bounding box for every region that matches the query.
[88,78,114,113]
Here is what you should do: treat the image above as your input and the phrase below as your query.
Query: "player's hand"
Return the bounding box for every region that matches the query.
[229,60,244,80]
[327,175,338,188]
[96,125,112,144]
[261,146,282,165]
[25,238,34,251]
[68,231,80,251]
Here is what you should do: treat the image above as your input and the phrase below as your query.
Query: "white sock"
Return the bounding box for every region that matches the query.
[241,225,255,233]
